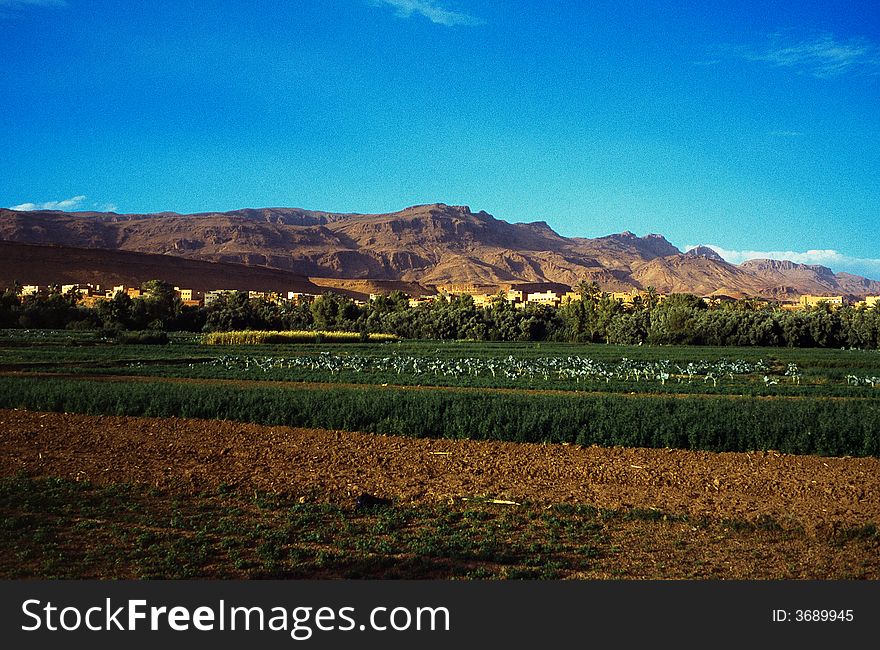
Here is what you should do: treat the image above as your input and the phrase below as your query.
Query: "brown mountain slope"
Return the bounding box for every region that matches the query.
[1,204,878,299]
[630,255,769,297]
[0,241,365,299]
[739,259,880,300]
[0,204,672,285]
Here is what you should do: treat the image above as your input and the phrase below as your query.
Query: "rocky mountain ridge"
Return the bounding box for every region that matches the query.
[1,203,877,299]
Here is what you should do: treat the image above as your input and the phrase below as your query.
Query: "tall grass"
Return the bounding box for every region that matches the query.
[201,330,399,345]
[0,376,877,457]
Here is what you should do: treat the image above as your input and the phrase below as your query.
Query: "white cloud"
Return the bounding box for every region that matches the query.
[686,244,880,280]
[10,195,86,211]
[372,0,483,27]
[743,33,880,79]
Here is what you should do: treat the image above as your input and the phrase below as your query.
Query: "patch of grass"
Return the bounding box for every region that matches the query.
[2,475,877,579]
[202,331,398,345]
[0,475,612,579]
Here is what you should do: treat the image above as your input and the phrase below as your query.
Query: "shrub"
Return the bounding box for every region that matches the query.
[116,330,170,345]
[201,330,398,345]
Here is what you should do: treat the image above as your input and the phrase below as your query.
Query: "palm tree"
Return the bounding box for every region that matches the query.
[575,280,601,301]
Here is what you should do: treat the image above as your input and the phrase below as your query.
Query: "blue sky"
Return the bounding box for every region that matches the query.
[1,1,879,277]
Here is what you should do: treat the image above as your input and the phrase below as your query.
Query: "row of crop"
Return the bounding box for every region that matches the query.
[0,377,877,456]
[201,330,399,345]
[35,360,879,399]
[192,353,770,385]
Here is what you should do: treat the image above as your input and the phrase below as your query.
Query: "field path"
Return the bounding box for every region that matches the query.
[2,408,878,533]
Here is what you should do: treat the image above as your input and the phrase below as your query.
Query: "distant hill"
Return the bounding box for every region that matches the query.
[0,241,367,299]
[1,204,878,299]
[684,245,725,262]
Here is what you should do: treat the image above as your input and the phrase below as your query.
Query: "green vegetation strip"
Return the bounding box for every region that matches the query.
[202,330,399,344]
[0,475,605,579]
[1,376,878,456]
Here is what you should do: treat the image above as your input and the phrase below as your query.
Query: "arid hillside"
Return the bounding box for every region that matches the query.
[1,204,878,298]
[0,241,367,298]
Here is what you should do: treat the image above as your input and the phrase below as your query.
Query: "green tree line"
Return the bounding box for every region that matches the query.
[3,280,880,348]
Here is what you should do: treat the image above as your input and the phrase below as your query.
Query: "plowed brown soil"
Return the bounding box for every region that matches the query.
[2,408,878,534]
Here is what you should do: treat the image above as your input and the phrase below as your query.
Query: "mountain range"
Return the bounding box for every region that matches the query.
[1,203,877,300]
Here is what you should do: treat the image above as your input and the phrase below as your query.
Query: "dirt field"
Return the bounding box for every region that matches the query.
[3,408,878,534]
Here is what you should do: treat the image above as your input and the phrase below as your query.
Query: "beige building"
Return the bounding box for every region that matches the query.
[799,295,844,308]
[175,287,193,302]
[287,292,318,304]
[853,296,880,309]
[610,291,637,304]
[527,291,560,306]
[204,289,239,306]
[62,283,99,296]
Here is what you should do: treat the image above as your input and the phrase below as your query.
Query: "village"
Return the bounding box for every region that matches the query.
[13,281,880,311]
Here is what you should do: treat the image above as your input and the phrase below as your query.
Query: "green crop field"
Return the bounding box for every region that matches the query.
[3,330,880,396]
[1,329,879,456]
[1,375,878,456]
[3,329,880,580]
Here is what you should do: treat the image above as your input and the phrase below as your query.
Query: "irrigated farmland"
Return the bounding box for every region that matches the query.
[1,330,879,578]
